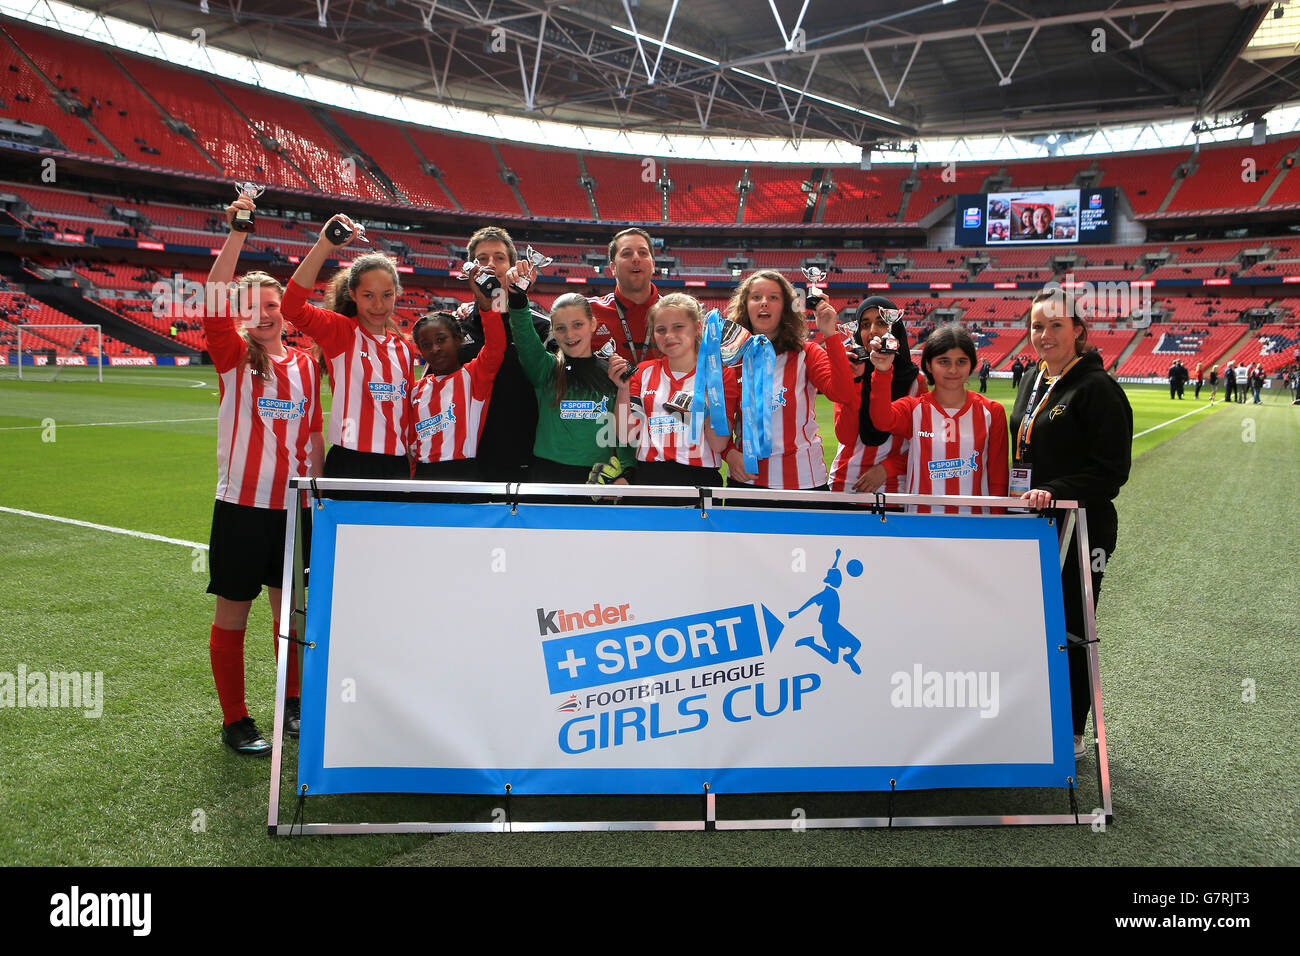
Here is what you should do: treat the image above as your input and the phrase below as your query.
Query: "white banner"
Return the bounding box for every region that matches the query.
[298,501,1075,795]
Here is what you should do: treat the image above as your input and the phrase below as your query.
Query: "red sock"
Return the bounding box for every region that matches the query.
[209,624,248,726]
[272,619,302,699]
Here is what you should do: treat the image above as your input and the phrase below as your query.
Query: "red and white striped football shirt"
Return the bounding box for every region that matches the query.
[409,309,506,463]
[829,374,928,494]
[629,359,740,468]
[203,311,321,511]
[281,280,414,456]
[730,338,856,489]
[867,371,1009,514]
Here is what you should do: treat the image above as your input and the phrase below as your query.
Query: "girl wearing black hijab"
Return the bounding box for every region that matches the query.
[828,296,928,493]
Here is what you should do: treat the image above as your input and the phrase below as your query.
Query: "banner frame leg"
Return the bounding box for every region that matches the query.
[267,494,304,836]
[1073,507,1114,823]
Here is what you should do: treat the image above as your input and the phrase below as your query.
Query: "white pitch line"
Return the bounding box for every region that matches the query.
[0,506,207,550]
[1133,402,1217,439]
[0,416,216,431]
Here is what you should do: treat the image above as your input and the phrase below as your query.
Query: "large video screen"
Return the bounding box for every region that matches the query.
[955,187,1114,246]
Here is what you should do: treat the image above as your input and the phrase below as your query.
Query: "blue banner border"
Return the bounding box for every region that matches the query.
[298,500,1076,795]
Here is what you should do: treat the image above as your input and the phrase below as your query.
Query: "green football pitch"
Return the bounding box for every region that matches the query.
[0,367,1296,865]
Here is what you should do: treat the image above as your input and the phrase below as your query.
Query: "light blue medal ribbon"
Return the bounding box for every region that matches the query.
[740,334,775,474]
[690,309,729,445]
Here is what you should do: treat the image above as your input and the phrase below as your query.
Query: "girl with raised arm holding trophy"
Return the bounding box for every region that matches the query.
[827,296,928,495]
[722,269,855,491]
[202,189,323,756]
[616,293,739,489]
[280,213,415,479]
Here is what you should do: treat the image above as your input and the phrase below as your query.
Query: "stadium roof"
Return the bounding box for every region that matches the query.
[24,0,1300,150]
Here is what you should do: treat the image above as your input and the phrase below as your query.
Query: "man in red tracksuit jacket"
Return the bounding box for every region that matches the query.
[588,227,661,365]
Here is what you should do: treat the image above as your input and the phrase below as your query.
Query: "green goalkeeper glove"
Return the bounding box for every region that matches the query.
[586,455,624,501]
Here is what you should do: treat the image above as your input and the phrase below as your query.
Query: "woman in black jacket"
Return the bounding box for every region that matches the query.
[1010,288,1133,760]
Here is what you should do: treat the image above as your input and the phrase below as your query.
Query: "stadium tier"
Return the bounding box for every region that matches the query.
[967,328,1024,368]
[1162,138,1294,213]
[667,163,743,223]
[1222,323,1300,372]
[330,112,453,210]
[1118,323,1248,377]
[213,80,390,202]
[0,26,113,157]
[113,53,310,190]
[405,126,519,215]
[1003,158,1093,189]
[4,18,1300,229]
[496,144,590,219]
[584,153,661,222]
[1103,149,1188,215]
[1083,328,1140,370]
[0,289,131,354]
[905,164,1000,221]
[3,20,212,175]
[745,167,814,223]
[821,168,909,223]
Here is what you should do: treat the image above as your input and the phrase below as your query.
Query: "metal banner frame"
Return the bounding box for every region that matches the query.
[268,479,1112,835]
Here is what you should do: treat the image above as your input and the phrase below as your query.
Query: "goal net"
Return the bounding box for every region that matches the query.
[0,325,103,382]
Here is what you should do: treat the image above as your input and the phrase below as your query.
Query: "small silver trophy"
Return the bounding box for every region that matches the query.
[665,390,692,418]
[231,182,265,233]
[324,215,368,246]
[875,305,905,354]
[718,320,752,367]
[839,321,869,362]
[512,246,554,293]
[802,264,828,308]
[595,340,634,381]
[459,261,501,299]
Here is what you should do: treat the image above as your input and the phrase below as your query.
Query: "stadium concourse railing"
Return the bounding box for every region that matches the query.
[268,480,1112,835]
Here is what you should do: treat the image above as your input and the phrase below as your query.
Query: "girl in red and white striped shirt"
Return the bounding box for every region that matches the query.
[408,265,506,480]
[867,323,1009,514]
[722,270,855,490]
[203,194,323,756]
[829,296,928,494]
[621,293,739,488]
[281,215,415,479]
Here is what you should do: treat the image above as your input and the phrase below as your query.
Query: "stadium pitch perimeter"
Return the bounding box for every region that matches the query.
[0,368,1295,866]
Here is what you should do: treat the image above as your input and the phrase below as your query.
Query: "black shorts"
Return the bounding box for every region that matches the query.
[722,480,831,509]
[324,445,411,479]
[624,458,722,505]
[206,499,311,603]
[413,457,482,482]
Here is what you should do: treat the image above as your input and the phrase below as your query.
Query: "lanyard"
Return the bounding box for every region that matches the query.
[1016,357,1079,463]
[613,296,641,363]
